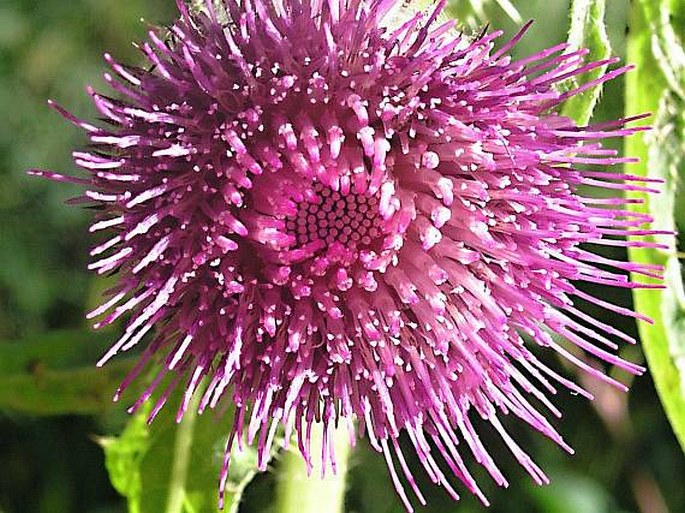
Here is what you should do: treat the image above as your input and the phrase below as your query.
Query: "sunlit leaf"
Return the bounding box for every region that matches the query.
[638,0,685,99]
[560,0,611,125]
[625,0,685,452]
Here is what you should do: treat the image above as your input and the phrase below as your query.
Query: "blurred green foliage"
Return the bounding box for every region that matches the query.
[0,1,683,513]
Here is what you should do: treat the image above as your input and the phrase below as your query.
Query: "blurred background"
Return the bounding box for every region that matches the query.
[0,1,683,512]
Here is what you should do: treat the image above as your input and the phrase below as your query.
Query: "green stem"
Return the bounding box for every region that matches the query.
[164,387,204,513]
[275,423,351,513]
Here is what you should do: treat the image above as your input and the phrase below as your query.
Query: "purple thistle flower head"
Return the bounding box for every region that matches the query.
[34,0,664,509]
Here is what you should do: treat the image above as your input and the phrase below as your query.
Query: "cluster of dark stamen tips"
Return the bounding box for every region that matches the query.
[286,181,382,250]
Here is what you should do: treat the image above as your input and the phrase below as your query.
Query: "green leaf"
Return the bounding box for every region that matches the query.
[638,0,685,99]
[102,381,270,513]
[647,93,685,238]
[625,0,685,452]
[662,256,685,397]
[445,0,521,30]
[492,0,522,24]
[560,0,611,126]
[0,329,136,415]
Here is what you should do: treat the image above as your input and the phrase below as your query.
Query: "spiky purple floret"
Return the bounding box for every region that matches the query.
[34,0,664,510]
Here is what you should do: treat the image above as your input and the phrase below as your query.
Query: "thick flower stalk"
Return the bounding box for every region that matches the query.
[33,0,664,509]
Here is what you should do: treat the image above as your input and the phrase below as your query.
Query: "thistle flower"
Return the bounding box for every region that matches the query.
[33,0,664,509]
